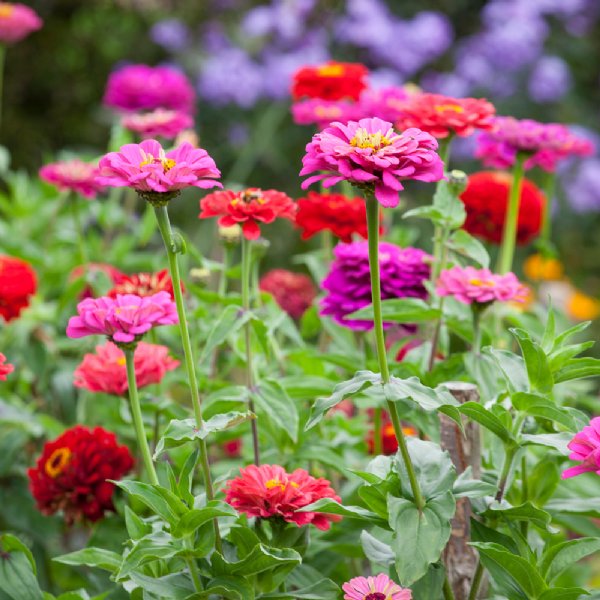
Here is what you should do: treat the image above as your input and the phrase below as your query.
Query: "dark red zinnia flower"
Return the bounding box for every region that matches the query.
[0,255,37,322]
[108,269,178,299]
[459,171,545,245]
[291,61,368,101]
[259,269,316,319]
[28,426,134,524]
[366,410,417,456]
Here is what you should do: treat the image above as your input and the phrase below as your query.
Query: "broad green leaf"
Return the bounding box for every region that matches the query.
[198,577,255,600]
[178,448,199,507]
[548,342,594,372]
[258,579,340,599]
[453,468,497,498]
[552,321,591,351]
[124,505,151,540]
[360,530,395,566]
[447,229,490,268]
[539,537,600,584]
[127,571,195,599]
[253,379,299,443]
[198,304,253,364]
[347,298,441,323]
[53,547,121,573]
[484,501,554,531]
[297,498,384,524]
[511,392,577,431]
[171,501,238,538]
[521,433,571,454]
[0,534,43,600]
[511,328,553,393]
[459,401,514,443]
[489,348,529,393]
[537,588,589,600]
[385,377,460,414]
[117,532,179,580]
[554,357,600,384]
[545,498,600,519]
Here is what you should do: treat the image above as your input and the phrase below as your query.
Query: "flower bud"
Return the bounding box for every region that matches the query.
[448,169,468,195]
[189,267,211,286]
[218,224,242,246]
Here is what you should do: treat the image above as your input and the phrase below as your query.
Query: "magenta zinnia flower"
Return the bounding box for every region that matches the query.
[321,241,431,330]
[0,352,14,380]
[0,3,42,44]
[300,117,444,208]
[39,160,105,199]
[355,86,411,123]
[97,140,221,202]
[66,292,178,344]
[122,109,194,140]
[436,266,528,305]
[342,574,412,600]
[562,417,600,479]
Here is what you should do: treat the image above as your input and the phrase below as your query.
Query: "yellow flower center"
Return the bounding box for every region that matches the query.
[232,189,265,206]
[45,447,72,478]
[0,5,14,18]
[139,154,176,172]
[349,129,392,151]
[315,106,342,119]
[317,64,344,78]
[265,479,299,491]
[469,278,495,288]
[434,103,464,113]
[116,357,127,366]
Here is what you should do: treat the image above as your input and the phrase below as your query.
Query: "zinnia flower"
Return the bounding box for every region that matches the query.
[566,290,600,321]
[97,139,221,203]
[39,160,105,199]
[69,263,124,299]
[0,353,14,380]
[366,410,417,456]
[0,255,37,322]
[355,86,411,123]
[28,426,134,523]
[295,191,374,242]
[300,117,444,208]
[0,2,42,44]
[342,574,412,600]
[122,109,194,140]
[199,188,297,240]
[103,64,196,114]
[523,254,564,282]
[562,417,600,479]
[66,292,178,345]
[74,341,179,395]
[395,93,496,139]
[436,266,528,305]
[459,171,545,245]
[291,61,368,101]
[291,98,359,129]
[224,464,341,531]
[108,269,177,299]
[321,241,431,330]
[259,269,316,319]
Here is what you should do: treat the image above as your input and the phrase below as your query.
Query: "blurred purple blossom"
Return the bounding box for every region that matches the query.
[150,19,190,52]
[242,0,317,43]
[528,56,572,103]
[565,158,600,213]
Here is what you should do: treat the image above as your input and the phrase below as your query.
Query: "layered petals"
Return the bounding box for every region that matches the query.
[562,417,600,479]
[0,255,37,322]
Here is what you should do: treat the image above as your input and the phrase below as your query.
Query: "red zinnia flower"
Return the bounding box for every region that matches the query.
[366,410,417,455]
[295,192,377,242]
[69,263,124,299]
[259,269,316,319]
[0,353,14,380]
[224,464,342,531]
[199,188,297,240]
[291,61,368,101]
[395,93,496,139]
[459,171,545,245]
[28,426,134,524]
[0,255,37,322]
[108,269,178,299]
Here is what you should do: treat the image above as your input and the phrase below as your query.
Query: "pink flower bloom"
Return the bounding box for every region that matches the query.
[300,117,444,208]
[66,292,178,344]
[122,109,194,140]
[562,417,600,479]
[0,353,14,380]
[342,574,412,600]
[291,99,359,129]
[355,86,411,123]
[0,3,42,44]
[436,266,528,305]
[103,64,195,114]
[224,464,342,531]
[259,269,316,319]
[97,140,221,199]
[74,341,179,395]
[39,160,105,199]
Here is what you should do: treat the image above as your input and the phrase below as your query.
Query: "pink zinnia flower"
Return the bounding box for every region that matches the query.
[259,269,316,319]
[562,417,600,479]
[342,574,412,600]
[355,86,411,123]
[0,353,14,380]
[66,292,178,344]
[97,140,221,202]
[0,3,42,44]
[223,464,341,531]
[39,160,105,199]
[300,117,444,208]
[103,64,195,114]
[74,341,179,395]
[122,109,194,140]
[436,266,528,305]
[291,99,359,130]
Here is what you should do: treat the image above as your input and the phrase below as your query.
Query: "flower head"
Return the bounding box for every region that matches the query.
[291,98,359,129]
[523,253,564,282]
[39,160,105,199]
[103,64,195,113]
[566,290,600,321]
[321,241,431,330]
[0,255,37,322]
[259,269,316,319]
[300,117,444,208]
[97,139,221,203]
[199,188,296,240]
[122,109,194,140]
[436,266,528,305]
[292,61,368,101]
[66,292,178,345]
[28,426,134,523]
[355,86,411,123]
[108,269,177,300]
[342,573,412,600]
[459,171,545,245]
[366,410,417,456]
[69,263,124,299]
[562,417,600,479]
[0,353,14,380]
[0,2,42,44]
[224,464,341,530]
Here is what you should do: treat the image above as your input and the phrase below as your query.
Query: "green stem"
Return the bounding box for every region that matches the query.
[442,574,456,600]
[185,536,202,592]
[520,454,529,538]
[468,562,484,600]
[472,307,484,357]
[124,348,158,486]
[70,195,89,265]
[242,236,260,465]
[218,246,231,297]
[321,229,333,258]
[372,406,383,455]
[430,137,452,286]
[540,171,556,248]
[365,192,425,511]
[153,205,221,553]
[497,154,526,274]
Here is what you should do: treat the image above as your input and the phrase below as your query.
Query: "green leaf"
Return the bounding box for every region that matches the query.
[53,547,121,573]
[126,572,195,599]
[511,328,554,393]
[539,538,600,584]
[447,229,490,268]
[346,298,441,323]
[458,402,514,443]
[489,348,529,393]
[0,534,43,600]
[171,501,238,538]
[554,357,600,384]
[541,305,557,353]
[453,467,497,498]
[198,577,255,600]
[258,580,340,599]
[537,588,588,600]
[521,433,571,453]
[296,498,384,524]
[552,321,591,351]
[117,532,180,580]
[385,377,460,414]
[484,501,554,531]
[511,392,577,431]
[545,497,600,519]
[124,505,151,540]
[253,379,299,443]
[360,530,395,566]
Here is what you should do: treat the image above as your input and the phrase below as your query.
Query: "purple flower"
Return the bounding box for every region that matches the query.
[528,56,572,103]
[564,158,600,213]
[320,241,431,330]
[149,19,190,52]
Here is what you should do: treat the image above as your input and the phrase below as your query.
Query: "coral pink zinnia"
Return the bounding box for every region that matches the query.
[0,352,14,380]
[562,417,600,479]
[259,269,316,319]
[39,160,105,199]
[342,574,412,600]
[300,117,444,208]
[0,2,42,44]
[224,464,341,531]
[199,188,297,240]
[291,98,360,130]
[122,109,194,140]
[66,292,178,344]
[74,341,179,396]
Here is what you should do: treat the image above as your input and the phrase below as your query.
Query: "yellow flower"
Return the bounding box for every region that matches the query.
[523,254,564,282]
[567,290,600,321]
